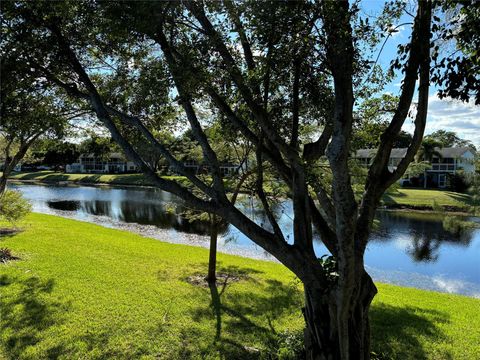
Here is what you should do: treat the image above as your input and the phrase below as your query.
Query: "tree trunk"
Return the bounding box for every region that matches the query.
[207,218,218,283]
[0,164,12,195]
[303,269,377,360]
[0,175,8,195]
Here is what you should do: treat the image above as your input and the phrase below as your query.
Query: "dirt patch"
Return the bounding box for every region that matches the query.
[0,248,20,264]
[185,272,246,287]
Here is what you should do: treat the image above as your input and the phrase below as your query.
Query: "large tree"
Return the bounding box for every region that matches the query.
[3,1,476,358]
[0,28,72,193]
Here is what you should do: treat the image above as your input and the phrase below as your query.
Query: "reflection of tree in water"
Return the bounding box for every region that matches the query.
[117,201,227,235]
[407,233,441,262]
[47,200,80,211]
[80,200,112,217]
[372,211,474,263]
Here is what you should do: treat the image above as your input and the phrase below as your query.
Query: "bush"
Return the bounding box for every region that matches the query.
[269,329,305,359]
[0,190,32,224]
[447,171,472,193]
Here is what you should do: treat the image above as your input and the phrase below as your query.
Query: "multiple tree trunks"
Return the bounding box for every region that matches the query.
[303,270,377,360]
[1,0,438,358]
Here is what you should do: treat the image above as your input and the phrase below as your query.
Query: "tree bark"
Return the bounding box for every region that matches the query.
[303,268,377,360]
[0,174,8,195]
[207,217,218,283]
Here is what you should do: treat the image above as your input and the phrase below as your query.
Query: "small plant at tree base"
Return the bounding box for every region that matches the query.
[0,190,32,225]
[268,329,305,360]
[318,255,339,287]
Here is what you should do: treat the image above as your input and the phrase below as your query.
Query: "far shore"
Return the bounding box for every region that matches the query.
[7,170,477,214]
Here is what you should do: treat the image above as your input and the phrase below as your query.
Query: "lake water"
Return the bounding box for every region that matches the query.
[9,183,480,298]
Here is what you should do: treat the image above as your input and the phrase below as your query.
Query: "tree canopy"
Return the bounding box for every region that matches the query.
[1,1,478,358]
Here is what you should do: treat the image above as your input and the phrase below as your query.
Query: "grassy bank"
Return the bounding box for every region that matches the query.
[382,188,474,211]
[9,171,476,212]
[1,214,479,359]
[8,170,182,187]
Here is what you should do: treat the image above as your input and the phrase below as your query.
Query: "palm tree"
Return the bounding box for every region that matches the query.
[416,138,443,162]
[416,138,443,188]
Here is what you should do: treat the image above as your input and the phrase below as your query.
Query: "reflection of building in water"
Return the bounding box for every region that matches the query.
[66,153,138,174]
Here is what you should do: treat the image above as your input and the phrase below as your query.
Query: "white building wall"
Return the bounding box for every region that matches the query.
[457,151,475,173]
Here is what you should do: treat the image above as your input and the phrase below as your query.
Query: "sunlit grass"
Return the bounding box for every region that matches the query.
[8,170,189,187]
[1,214,479,359]
[382,188,473,210]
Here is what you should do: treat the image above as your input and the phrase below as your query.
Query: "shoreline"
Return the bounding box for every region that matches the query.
[9,175,474,215]
[16,208,480,299]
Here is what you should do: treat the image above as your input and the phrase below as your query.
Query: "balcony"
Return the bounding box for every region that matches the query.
[431,164,455,172]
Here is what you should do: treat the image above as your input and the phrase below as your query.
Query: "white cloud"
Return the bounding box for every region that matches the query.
[388,24,407,39]
[402,95,480,148]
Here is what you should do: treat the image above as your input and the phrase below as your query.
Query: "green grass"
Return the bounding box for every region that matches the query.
[1,214,479,359]
[382,188,473,211]
[8,171,191,188]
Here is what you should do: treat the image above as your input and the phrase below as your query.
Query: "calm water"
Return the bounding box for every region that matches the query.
[9,183,480,297]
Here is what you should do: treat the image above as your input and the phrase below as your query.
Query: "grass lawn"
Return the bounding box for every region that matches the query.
[1,214,479,359]
[382,188,474,210]
[8,171,181,187]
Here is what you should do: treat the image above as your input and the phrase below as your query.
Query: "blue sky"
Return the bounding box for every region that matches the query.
[360,0,480,148]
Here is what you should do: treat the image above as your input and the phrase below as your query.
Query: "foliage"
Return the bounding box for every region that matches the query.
[430,1,480,104]
[318,255,339,287]
[416,138,443,162]
[425,130,476,151]
[352,94,413,150]
[2,1,476,356]
[447,171,471,193]
[0,190,31,225]
[404,161,431,178]
[78,135,120,161]
[269,329,305,360]
[468,174,480,215]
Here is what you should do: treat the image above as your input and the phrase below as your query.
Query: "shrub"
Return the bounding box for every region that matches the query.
[0,247,19,263]
[447,171,472,193]
[0,190,32,224]
[269,329,305,360]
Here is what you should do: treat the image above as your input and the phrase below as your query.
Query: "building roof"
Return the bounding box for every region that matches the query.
[435,147,474,158]
[355,147,474,159]
[79,152,127,159]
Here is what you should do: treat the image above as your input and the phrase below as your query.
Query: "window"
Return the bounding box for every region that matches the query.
[438,174,446,188]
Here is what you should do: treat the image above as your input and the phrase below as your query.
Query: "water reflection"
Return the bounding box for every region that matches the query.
[48,198,226,235]
[372,211,473,263]
[10,183,480,294]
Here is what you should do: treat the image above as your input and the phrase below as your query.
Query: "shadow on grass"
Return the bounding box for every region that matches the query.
[370,303,451,360]
[447,192,473,206]
[43,174,102,183]
[187,264,303,359]
[0,228,23,239]
[0,274,70,359]
[11,171,53,180]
